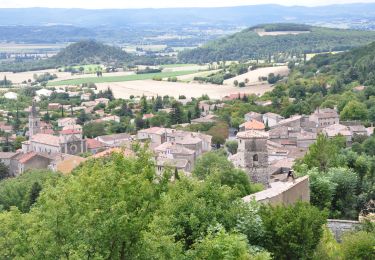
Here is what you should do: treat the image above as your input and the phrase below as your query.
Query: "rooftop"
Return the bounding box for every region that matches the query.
[240,119,265,130]
[237,130,268,139]
[30,134,60,147]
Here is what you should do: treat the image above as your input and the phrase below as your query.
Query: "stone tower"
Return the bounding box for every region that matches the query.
[236,130,270,186]
[28,100,40,137]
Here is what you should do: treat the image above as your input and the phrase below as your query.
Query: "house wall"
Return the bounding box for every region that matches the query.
[31,143,60,154]
[257,176,310,206]
[20,156,51,174]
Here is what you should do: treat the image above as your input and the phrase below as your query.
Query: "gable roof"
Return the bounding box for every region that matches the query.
[30,134,60,147]
[240,119,265,130]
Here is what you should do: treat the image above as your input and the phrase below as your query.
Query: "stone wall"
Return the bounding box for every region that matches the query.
[327,219,361,241]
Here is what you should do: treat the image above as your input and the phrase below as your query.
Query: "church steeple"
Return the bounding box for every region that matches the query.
[28,100,40,137]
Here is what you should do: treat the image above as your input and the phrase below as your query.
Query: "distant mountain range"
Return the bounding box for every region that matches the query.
[0,4,375,27]
[1,4,375,45]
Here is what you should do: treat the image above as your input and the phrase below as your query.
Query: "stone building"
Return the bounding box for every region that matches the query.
[23,106,87,156]
[233,130,270,185]
[28,101,40,137]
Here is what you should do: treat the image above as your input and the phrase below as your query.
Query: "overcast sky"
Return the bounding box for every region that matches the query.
[1,0,375,9]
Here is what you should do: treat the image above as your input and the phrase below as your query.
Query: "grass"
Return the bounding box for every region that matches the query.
[64,64,103,73]
[48,70,199,86]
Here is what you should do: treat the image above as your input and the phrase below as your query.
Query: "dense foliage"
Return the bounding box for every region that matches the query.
[0,148,330,259]
[296,134,375,220]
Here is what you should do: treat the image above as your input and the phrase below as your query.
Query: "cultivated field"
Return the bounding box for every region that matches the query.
[48,70,199,86]
[95,80,273,100]
[224,66,289,86]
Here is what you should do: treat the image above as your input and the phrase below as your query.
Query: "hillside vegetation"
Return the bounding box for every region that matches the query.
[0,40,133,72]
[179,24,375,63]
[303,41,375,86]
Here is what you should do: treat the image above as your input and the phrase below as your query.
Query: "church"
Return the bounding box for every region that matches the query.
[22,101,87,155]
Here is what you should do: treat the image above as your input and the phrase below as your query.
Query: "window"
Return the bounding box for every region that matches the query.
[253,154,259,162]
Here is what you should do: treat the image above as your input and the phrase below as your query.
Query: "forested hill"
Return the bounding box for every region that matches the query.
[303,41,375,86]
[0,40,133,72]
[52,40,131,65]
[178,24,375,63]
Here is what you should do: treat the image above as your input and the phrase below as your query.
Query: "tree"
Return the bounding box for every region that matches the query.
[234,80,239,87]
[83,122,106,138]
[169,101,184,125]
[140,95,149,114]
[77,110,90,125]
[193,150,259,197]
[0,149,169,259]
[207,122,229,147]
[313,227,343,260]
[24,182,42,210]
[187,227,269,260]
[238,82,245,88]
[340,100,368,121]
[301,134,344,172]
[0,162,10,180]
[225,140,238,154]
[0,170,59,212]
[259,202,327,260]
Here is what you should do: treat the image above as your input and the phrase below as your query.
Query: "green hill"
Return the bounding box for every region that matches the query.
[302,41,375,86]
[178,23,375,63]
[0,40,133,72]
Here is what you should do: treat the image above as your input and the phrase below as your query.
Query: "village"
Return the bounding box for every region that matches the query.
[0,82,372,205]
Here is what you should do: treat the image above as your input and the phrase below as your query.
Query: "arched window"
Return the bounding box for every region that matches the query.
[253,154,259,162]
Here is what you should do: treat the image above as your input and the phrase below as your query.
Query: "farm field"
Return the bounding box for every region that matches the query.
[64,64,104,73]
[47,70,199,86]
[224,66,289,85]
[95,80,273,99]
[176,69,221,81]
[0,43,67,53]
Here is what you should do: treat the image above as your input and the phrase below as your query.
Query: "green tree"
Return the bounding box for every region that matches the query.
[83,122,106,138]
[340,100,368,121]
[259,202,327,260]
[0,162,10,180]
[225,140,238,154]
[302,134,344,172]
[187,227,264,260]
[313,227,343,260]
[193,150,259,196]
[169,101,184,125]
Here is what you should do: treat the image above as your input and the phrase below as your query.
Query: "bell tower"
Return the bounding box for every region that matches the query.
[28,100,40,137]
[237,130,270,186]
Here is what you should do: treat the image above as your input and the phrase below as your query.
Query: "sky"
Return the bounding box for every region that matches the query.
[1,0,375,9]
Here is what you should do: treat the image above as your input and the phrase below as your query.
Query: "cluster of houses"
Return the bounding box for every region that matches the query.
[0,101,212,177]
[229,107,372,188]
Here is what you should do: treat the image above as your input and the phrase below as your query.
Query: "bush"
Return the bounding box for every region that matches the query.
[152,76,162,81]
[341,231,375,260]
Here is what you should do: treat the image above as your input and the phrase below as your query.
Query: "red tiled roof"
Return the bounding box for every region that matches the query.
[87,138,105,149]
[40,129,55,135]
[241,119,265,130]
[18,152,38,164]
